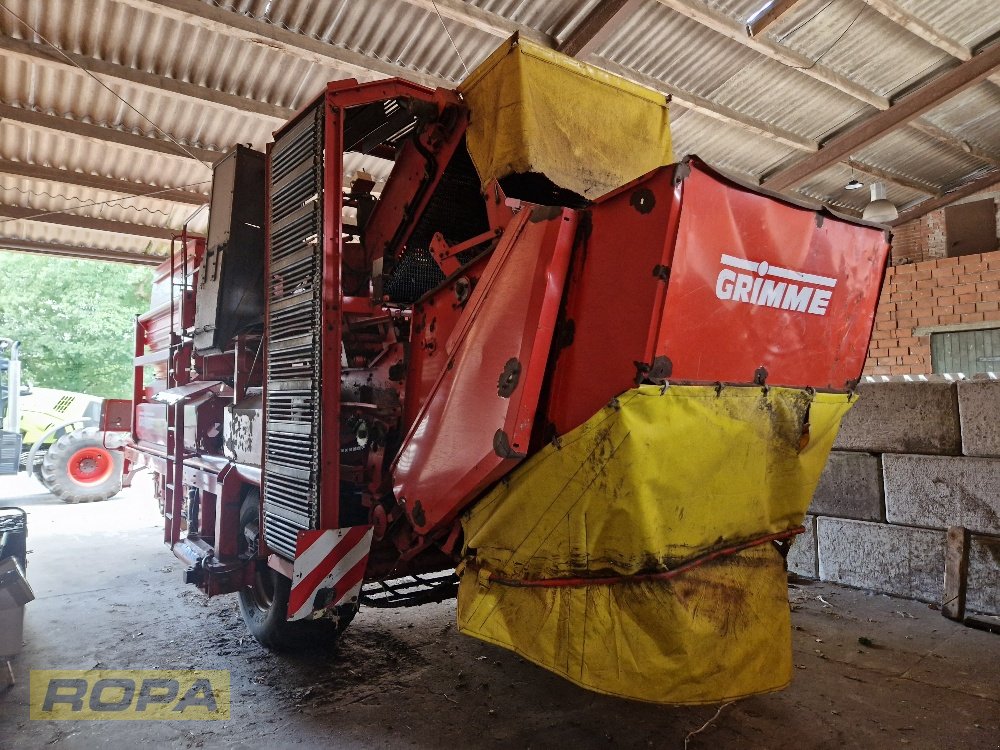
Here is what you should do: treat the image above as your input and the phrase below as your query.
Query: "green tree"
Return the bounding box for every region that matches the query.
[0,251,152,398]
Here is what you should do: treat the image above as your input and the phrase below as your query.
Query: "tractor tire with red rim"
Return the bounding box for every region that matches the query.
[40,427,123,503]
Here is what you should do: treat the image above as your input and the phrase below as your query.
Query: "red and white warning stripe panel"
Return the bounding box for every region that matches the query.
[288,525,373,621]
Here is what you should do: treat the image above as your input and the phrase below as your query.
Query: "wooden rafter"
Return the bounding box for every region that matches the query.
[546,1,818,151]
[122,0,817,158]
[862,1,1000,165]
[846,159,939,196]
[0,103,223,165]
[891,169,1000,225]
[865,0,972,61]
[654,0,889,109]
[112,0,449,88]
[559,0,639,57]
[746,0,805,37]
[0,158,208,205]
[0,236,164,265]
[909,120,1000,168]
[590,57,817,151]
[763,42,1000,191]
[0,34,293,120]
[0,203,180,240]
[396,0,552,47]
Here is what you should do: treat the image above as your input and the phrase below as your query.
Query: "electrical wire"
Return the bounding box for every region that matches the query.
[0,179,211,226]
[775,0,837,43]
[781,1,869,72]
[431,0,470,78]
[0,183,179,218]
[0,2,214,170]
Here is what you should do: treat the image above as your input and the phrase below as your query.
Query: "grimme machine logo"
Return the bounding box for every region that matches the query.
[715,253,837,316]
[29,670,230,720]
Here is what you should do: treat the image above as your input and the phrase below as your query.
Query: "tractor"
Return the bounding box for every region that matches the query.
[0,338,123,503]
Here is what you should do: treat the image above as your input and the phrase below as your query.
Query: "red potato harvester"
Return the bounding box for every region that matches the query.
[105,36,890,704]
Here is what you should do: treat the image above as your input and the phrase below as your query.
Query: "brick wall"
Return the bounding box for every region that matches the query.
[865,251,1000,376]
[864,187,1000,377]
[890,188,999,265]
[890,211,945,264]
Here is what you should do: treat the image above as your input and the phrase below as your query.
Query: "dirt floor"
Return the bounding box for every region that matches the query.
[0,473,997,749]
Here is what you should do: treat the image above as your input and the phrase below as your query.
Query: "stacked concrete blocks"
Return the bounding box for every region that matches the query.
[790,377,1000,616]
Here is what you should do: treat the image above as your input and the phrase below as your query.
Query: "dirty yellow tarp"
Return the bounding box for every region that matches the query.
[457,385,854,704]
[458,36,673,199]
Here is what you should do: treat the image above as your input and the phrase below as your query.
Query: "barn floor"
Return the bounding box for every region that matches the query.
[0,474,997,749]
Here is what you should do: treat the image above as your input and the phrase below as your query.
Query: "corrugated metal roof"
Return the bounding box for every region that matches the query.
[474,0,602,43]
[217,0,495,82]
[0,174,203,231]
[756,0,954,98]
[797,162,928,214]
[0,218,171,256]
[0,0,998,263]
[921,81,1000,153]
[892,0,1000,50]
[855,127,992,191]
[671,109,799,179]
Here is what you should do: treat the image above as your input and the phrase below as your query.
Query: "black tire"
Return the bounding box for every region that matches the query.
[40,427,123,503]
[236,490,356,650]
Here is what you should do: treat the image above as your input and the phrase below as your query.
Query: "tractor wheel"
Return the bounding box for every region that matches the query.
[236,490,357,650]
[40,427,123,503]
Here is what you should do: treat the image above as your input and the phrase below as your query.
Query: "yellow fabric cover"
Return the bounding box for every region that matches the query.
[458,36,673,199]
[457,385,854,704]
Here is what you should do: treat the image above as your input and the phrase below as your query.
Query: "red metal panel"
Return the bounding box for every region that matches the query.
[403,253,491,428]
[657,163,890,389]
[544,167,683,436]
[392,206,578,536]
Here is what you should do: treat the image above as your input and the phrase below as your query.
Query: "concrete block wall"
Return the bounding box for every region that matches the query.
[790,379,1000,617]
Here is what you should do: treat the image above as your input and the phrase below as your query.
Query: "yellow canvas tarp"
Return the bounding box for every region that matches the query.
[457,384,854,704]
[458,36,673,199]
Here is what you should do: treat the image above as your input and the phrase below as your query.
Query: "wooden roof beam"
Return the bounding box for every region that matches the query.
[909,120,1000,168]
[121,0,816,167]
[0,203,181,241]
[654,0,889,110]
[0,158,208,205]
[0,102,223,165]
[0,34,293,121]
[0,236,164,265]
[745,0,806,37]
[763,42,1000,191]
[846,159,940,196]
[112,0,449,88]
[559,0,640,57]
[891,169,1000,225]
[555,1,815,151]
[588,57,818,151]
[395,0,552,47]
[864,0,973,61]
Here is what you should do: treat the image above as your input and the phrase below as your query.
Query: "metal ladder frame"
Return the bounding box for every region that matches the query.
[163,232,193,548]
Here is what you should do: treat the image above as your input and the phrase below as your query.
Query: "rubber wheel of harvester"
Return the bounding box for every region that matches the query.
[236,490,357,650]
[40,427,123,503]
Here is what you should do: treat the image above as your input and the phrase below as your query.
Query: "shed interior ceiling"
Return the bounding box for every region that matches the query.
[0,0,997,264]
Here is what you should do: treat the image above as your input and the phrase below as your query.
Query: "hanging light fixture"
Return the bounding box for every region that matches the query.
[862,181,898,222]
[845,165,864,190]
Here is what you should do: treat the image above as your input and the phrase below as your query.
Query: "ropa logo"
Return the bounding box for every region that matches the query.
[715,254,836,316]
[29,670,230,720]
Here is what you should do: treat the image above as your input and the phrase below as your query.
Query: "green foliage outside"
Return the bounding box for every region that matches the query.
[0,251,153,399]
